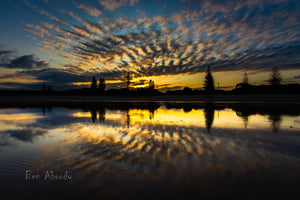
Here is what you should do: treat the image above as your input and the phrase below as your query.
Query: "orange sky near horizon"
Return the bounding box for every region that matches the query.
[71,69,300,91]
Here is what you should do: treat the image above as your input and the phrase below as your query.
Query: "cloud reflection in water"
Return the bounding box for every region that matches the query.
[0,103,299,199]
[28,103,300,198]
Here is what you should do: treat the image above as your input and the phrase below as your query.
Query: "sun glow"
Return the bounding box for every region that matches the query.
[72,80,123,86]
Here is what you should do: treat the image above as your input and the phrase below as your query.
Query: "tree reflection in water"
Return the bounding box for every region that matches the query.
[204,102,215,133]
[269,114,282,134]
[99,107,106,123]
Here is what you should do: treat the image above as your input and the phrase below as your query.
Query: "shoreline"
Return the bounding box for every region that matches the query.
[1,94,300,104]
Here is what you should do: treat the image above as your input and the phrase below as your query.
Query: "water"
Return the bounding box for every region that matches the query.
[0,102,299,199]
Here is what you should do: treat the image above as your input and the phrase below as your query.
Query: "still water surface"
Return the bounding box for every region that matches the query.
[0,102,299,199]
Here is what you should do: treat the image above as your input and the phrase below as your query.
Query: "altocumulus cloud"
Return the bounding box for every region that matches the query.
[1,0,299,90]
[24,0,300,78]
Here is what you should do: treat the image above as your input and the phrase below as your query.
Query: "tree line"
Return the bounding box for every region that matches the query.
[89,66,285,94]
[91,77,106,91]
[0,66,296,96]
[90,72,156,91]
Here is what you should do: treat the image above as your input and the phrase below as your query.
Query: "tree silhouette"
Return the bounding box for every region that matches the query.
[204,66,215,94]
[47,85,52,93]
[149,80,155,90]
[91,76,97,89]
[126,72,131,89]
[99,78,106,91]
[204,103,215,133]
[243,72,249,85]
[183,87,192,93]
[42,83,46,93]
[268,66,282,86]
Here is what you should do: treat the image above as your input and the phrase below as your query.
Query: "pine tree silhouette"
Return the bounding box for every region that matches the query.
[126,72,131,89]
[243,72,249,85]
[47,85,52,92]
[42,83,46,92]
[204,66,215,94]
[91,76,97,89]
[268,66,282,86]
[149,80,155,90]
[99,78,106,91]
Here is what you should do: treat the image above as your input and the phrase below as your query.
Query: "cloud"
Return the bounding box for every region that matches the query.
[158,85,184,91]
[76,4,103,16]
[0,48,49,70]
[99,0,139,10]
[25,24,50,38]
[0,50,13,56]
[0,50,14,65]
[132,79,148,87]
[4,55,48,69]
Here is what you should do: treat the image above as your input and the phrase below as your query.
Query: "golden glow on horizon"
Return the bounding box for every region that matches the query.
[70,69,300,91]
[131,73,204,90]
[73,80,123,86]
[0,76,44,84]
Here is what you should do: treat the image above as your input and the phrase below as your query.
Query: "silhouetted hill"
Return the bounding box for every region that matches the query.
[232,84,300,94]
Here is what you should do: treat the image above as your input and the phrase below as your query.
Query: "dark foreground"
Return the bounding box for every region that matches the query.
[1,94,300,103]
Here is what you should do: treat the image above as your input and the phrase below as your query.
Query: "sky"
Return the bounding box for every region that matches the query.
[0,0,300,91]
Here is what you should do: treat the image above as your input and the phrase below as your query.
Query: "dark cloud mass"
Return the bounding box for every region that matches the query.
[0,50,48,69]
[7,55,48,69]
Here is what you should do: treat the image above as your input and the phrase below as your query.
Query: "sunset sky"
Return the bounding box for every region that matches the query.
[0,0,300,91]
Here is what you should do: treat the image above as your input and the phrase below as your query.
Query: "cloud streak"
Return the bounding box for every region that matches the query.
[76,4,103,16]
[99,0,139,10]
